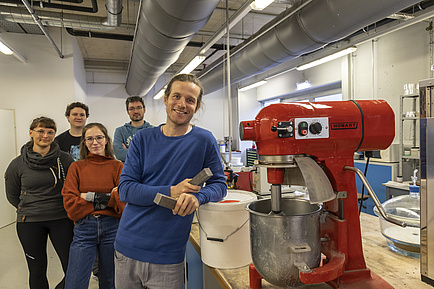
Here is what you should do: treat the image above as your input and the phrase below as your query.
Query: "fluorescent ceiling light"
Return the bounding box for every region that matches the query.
[251,0,274,10]
[296,47,357,71]
[0,36,27,63]
[179,55,206,75]
[239,80,267,92]
[153,88,166,100]
[0,39,13,55]
[153,55,205,100]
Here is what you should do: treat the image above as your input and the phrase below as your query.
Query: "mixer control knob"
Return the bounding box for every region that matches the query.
[309,122,322,134]
[298,121,309,136]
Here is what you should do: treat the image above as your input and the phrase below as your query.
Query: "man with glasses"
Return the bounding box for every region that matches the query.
[55,102,89,161]
[114,96,153,162]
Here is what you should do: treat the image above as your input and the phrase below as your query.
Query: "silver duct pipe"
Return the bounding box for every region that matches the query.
[103,0,122,27]
[125,0,220,97]
[21,0,63,58]
[197,0,422,94]
[0,0,122,30]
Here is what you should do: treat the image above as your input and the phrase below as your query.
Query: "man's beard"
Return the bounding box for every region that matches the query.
[131,114,144,121]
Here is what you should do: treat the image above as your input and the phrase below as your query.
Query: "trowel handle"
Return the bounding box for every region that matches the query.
[189,168,213,186]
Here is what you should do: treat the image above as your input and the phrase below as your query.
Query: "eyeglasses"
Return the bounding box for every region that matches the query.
[85,135,105,143]
[128,106,144,111]
[33,129,55,137]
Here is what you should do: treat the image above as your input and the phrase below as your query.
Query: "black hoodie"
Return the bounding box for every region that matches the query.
[5,141,74,222]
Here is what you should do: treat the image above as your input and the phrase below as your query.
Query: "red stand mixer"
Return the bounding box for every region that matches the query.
[240,100,401,288]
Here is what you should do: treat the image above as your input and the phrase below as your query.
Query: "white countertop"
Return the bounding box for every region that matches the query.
[383,181,412,190]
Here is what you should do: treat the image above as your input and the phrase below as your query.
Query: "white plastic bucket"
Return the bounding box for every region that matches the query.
[197,190,257,269]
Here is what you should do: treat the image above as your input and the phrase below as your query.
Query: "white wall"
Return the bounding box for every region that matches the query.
[0,18,429,223]
[0,28,77,153]
[255,56,343,102]
[239,21,431,146]
[0,19,430,171]
[355,22,429,144]
[238,89,262,163]
[194,88,228,141]
[86,82,228,142]
[0,109,17,227]
[0,28,84,223]
[86,83,137,140]
[72,38,87,103]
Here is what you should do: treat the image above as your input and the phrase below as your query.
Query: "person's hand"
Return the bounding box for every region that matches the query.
[80,193,86,199]
[173,193,199,217]
[122,143,127,149]
[111,187,117,193]
[170,179,201,217]
[170,179,201,199]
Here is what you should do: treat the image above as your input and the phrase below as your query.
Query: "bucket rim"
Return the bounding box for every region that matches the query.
[201,190,257,210]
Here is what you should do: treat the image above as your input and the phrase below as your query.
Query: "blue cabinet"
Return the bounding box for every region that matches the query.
[186,240,203,289]
[353,161,398,216]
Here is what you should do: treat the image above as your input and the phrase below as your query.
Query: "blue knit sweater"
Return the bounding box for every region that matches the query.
[115,125,227,264]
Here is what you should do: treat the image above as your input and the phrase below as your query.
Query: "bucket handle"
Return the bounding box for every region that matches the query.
[196,210,249,242]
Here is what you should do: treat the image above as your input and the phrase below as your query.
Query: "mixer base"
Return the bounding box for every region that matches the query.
[249,264,393,289]
[327,270,393,289]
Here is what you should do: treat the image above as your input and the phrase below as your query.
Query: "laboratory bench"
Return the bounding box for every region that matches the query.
[383,180,412,199]
[188,213,431,289]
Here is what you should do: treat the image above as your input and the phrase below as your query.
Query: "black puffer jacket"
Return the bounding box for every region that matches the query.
[5,141,74,222]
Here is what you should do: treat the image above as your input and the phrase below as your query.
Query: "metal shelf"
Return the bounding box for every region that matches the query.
[399,94,420,178]
[402,94,419,98]
[402,155,419,160]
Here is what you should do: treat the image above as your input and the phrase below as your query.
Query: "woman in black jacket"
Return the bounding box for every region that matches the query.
[5,116,74,289]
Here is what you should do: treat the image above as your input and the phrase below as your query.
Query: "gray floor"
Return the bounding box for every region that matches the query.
[0,222,98,289]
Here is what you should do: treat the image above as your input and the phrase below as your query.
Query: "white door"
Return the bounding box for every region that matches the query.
[0,109,17,228]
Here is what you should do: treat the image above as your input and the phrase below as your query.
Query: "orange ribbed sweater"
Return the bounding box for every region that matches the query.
[62,153,125,222]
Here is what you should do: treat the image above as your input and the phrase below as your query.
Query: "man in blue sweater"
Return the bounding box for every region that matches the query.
[113,96,153,162]
[114,74,227,289]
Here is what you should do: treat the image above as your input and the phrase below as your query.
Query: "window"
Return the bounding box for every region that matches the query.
[261,98,280,107]
[314,93,342,102]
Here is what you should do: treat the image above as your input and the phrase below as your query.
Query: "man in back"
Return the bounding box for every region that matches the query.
[55,102,89,161]
[113,96,153,162]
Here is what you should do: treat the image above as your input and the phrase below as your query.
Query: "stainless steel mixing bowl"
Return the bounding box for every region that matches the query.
[247,198,322,287]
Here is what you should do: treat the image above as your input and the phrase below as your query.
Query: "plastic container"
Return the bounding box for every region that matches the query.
[197,190,257,268]
[373,185,420,257]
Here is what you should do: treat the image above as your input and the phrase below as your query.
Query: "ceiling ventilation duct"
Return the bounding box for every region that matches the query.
[197,0,422,94]
[0,0,122,30]
[124,0,220,97]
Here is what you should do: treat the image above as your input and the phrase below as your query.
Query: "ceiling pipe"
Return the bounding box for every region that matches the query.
[0,0,98,13]
[196,0,423,94]
[65,28,237,51]
[51,0,84,3]
[124,0,220,97]
[0,0,122,29]
[21,0,63,58]
[137,0,255,98]
[66,27,133,41]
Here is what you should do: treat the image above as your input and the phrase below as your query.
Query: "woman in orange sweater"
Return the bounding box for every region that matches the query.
[62,123,125,289]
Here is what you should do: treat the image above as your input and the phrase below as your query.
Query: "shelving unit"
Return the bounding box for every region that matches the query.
[246,148,258,166]
[398,94,420,180]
